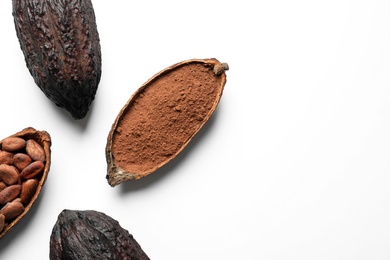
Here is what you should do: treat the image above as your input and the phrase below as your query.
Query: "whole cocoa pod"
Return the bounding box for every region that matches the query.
[50,209,149,260]
[12,0,102,119]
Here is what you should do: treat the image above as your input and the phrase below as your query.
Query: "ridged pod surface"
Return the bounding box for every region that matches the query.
[50,209,149,259]
[0,127,51,239]
[12,0,102,119]
[106,58,228,186]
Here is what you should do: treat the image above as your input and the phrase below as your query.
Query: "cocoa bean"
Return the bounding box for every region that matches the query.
[13,153,32,171]
[0,201,25,220]
[1,137,25,152]
[21,161,44,180]
[0,185,22,205]
[12,198,22,204]
[0,151,14,165]
[0,164,20,185]
[0,214,4,233]
[21,179,38,205]
[0,182,6,192]
[26,139,45,162]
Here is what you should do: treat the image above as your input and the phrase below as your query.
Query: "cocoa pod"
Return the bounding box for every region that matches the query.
[0,151,14,165]
[106,58,228,186]
[12,0,102,119]
[13,153,32,171]
[20,179,38,205]
[0,201,25,221]
[0,185,22,205]
[21,161,44,180]
[1,137,25,152]
[50,210,149,260]
[0,128,51,239]
[0,165,20,186]
[26,139,45,162]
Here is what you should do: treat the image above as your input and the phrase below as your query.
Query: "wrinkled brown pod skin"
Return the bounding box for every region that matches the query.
[12,0,102,119]
[50,209,149,260]
[106,58,228,186]
[0,127,51,239]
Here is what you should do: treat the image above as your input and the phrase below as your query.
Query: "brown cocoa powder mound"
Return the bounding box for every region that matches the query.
[111,62,224,174]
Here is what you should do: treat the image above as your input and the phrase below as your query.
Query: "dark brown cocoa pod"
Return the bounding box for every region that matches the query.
[12,0,102,119]
[50,209,149,260]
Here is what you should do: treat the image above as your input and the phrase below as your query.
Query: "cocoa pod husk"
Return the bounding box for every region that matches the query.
[106,58,228,186]
[12,0,102,119]
[0,127,51,239]
[50,209,149,260]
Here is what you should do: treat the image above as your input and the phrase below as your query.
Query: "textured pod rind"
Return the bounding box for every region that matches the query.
[0,127,51,238]
[106,58,228,186]
[12,0,102,119]
[50,209,149,260]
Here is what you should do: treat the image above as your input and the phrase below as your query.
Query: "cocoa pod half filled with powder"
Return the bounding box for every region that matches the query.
[12,0,102,119]
[50,209,149,260]
[0,127,51,238]
[106,58,228,186]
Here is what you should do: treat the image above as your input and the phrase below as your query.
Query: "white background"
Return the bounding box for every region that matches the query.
[0,0,390,259]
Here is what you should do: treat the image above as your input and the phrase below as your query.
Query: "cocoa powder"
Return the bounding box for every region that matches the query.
[111,62,225,174]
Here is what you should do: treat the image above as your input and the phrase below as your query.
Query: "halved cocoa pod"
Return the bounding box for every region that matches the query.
[0,127,51,239]
[12,0,101,119]
[106,58,228,186]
